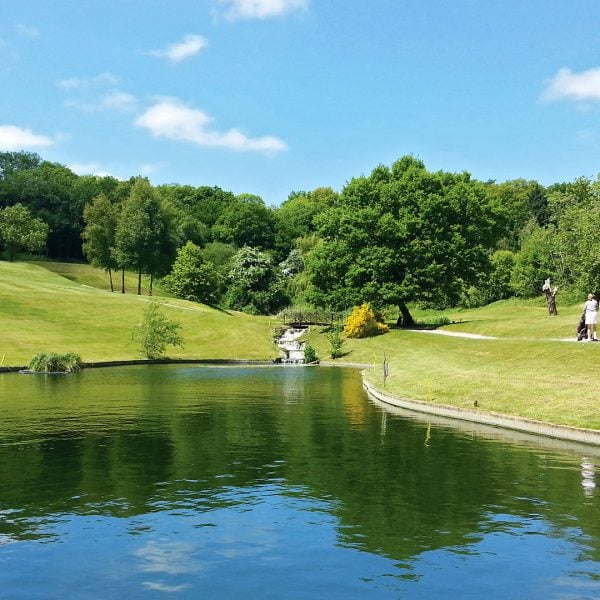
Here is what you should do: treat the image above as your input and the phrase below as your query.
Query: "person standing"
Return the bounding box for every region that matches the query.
[584,292,599,341]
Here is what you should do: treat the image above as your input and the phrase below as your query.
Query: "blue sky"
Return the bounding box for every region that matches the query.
[1,0,600,205]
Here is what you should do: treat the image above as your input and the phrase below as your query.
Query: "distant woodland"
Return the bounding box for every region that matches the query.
[1,151,598,322]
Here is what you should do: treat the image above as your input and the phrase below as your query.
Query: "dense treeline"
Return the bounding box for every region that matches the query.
[1,150,599,320]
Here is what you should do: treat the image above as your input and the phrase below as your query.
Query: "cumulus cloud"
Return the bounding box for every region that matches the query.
[135,98,287,153]
[541,67,600,103]
[57,72,118,91]
[149,34,208,63]
[218,0,309,20]
[0,125,54,151]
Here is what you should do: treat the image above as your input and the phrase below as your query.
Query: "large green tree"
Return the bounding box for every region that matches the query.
[0,161,81,258]
[307,157,501,326]
[0,203,49,260]
[162,241,222,305]
[213,194,276,250]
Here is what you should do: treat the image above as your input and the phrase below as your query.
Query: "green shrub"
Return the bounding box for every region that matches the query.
[133,300,184,359]
[326,326,346,359]
[303,343,319,364]
[29,352,82,373]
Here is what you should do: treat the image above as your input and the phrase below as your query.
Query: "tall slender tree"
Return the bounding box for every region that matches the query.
[82,194,119,292]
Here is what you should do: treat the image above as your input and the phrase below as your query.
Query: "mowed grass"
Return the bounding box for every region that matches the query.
[306,300,600,430]
[0,261,280,365]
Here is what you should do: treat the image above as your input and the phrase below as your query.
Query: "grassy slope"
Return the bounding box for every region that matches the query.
[0,261,280,365]
[307,300,600,430]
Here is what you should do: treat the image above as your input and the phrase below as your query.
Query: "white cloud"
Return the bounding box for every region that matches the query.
[138,162,164,175]
[15,24,40,39]
[135,98,287,153]
[218,0,309,20]
[67,162,116,178]
[541,67,600,103]
[149,34,208,63]
[0,125,54,151]
[57,72,118,91]
[66,91,138,113]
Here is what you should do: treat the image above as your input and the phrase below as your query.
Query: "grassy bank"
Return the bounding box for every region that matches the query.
[0,261,279,365]
[306,300,600,430]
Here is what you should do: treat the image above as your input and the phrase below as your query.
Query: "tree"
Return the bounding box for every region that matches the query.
[307,157,501,326]
[273,187,338,259]
[0,203,49,260]
[114,179,177,295]
[0,161,82,258]
[133,300,184,359]
[162,241,222,305]
[0,151,41,180]
[226,246,288,314]
[82,194,119,291]
[213,194,276,250]
[510,222,558,298]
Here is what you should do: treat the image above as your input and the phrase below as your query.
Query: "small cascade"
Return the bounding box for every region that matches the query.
[275,326,307,365]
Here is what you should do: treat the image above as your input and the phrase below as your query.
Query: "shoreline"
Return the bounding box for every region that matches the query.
[362,378,600,447]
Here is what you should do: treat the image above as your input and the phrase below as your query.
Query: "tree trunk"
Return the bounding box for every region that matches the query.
[121,269,125,294]
[396,300,415,328]
[108,268,114,293]
[137,270,142,295]
[149,274,153,296]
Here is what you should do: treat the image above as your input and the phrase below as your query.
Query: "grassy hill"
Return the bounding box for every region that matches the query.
[0,260,280,366]
[308,298,600,430]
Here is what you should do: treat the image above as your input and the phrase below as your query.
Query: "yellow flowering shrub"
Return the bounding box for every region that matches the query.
[343,303,389,338]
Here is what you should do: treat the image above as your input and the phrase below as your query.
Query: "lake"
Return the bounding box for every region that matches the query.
[0,365,599,599]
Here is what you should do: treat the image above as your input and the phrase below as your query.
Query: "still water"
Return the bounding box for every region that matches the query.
[0,365,599,599]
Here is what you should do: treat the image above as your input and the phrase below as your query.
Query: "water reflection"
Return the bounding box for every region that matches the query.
[0,366,599,598]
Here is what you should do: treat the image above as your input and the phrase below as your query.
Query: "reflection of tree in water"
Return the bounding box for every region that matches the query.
[0,366,599,566]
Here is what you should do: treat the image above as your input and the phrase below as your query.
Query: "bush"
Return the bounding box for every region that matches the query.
[343,303,389,338]
[29,352,82,373]
[303,343,319,364]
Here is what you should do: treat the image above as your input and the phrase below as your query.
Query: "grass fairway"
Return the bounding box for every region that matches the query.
[307,301,600,431]
[0,261,280,365]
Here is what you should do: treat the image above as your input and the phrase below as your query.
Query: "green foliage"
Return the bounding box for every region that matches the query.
[82,194,119,285]
[28,352,82,373]
[114,179,177,293]
[133,300,184,359]
[326,326,346,359]
[226,246,289,314]
[343,303,389,338]
[460,250,516,308]
[307,157,501,324]
[273,187,338,258]
[213,194,276,250]
[162,241,222,304]
[303,343,318,364]
[510,222,557,298]
[0,203,49,260]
